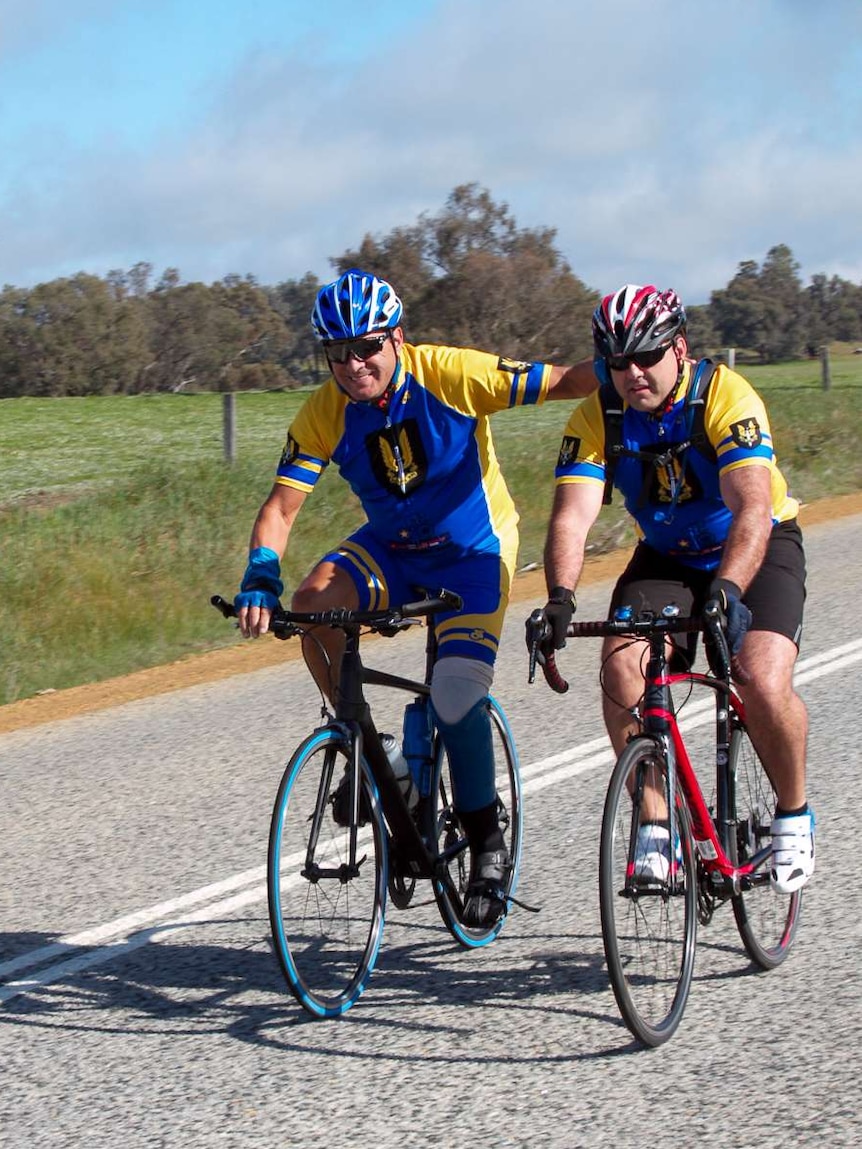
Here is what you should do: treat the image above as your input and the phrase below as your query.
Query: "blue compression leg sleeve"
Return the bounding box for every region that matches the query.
[432,697,495,813]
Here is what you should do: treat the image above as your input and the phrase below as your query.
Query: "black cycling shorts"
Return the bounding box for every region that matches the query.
[608,520,806,665]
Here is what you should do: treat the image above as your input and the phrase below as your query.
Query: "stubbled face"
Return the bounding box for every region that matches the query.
[609,335,688,413]
[325,328,403,403]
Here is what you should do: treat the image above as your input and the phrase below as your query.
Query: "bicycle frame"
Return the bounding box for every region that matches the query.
[332,617,443,880]
[528,602,801,1045]
[639,642,770,895]
[527,603,772,894]
[214,589,523,1014]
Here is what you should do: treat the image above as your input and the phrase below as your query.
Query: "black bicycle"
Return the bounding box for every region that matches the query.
[527,602,802,1046]
[213,589,523,1018]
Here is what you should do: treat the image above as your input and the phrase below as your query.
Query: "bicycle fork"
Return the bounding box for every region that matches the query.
[302,730,366,884]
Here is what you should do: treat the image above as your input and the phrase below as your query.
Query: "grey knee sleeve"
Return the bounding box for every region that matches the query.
[430,657,494,725]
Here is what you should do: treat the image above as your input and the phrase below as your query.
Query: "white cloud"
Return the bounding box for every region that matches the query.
[2,0,861,302]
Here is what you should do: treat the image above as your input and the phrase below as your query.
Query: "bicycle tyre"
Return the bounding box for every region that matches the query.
[431,696,523,948]
[728,721,802,969]
[267,727,388,1017]
[599,736,698,1047]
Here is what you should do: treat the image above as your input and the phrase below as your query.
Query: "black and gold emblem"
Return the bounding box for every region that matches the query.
[730,418,762,449]
[278,434,300,469]
[642,445,703,506]
[557,435,581,468]
[497,356,532,374]
[367,419,427,497]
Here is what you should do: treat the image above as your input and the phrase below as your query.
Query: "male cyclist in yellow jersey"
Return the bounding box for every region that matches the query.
[235,268,597,927]
[537,284,814,895]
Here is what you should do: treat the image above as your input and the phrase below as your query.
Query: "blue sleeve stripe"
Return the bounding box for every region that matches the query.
[718,445,773,467]
[277,460,325,485]
[508,363,544,407]
[520,364,544,405]
[555,461,605,482]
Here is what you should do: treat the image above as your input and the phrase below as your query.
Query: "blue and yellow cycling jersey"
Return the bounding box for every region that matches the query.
[554,361,799,570]
[276,343,552,555]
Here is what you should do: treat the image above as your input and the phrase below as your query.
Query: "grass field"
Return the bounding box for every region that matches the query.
[2,350,861,705]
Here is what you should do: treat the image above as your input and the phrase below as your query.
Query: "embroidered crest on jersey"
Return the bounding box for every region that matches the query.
[730,418,762,448]
[558,436,581,468]
[642,445,703,506]
[366,419,427,497]
[497,356,531,374]
[279,434,300,468]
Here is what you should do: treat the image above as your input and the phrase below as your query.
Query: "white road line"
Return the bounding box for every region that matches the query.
[2,640,860,1005]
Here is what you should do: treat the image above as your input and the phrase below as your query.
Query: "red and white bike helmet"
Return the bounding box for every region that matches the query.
[592,284,687,359]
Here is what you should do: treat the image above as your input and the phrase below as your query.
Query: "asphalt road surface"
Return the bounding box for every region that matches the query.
[2,514,861,1148]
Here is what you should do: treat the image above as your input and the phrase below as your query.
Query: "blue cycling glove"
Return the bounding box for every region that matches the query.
[707,577,752,655]
[234,546,284,613]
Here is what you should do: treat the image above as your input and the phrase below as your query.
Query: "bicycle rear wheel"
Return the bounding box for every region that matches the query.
[599,737,697,1047]
[267,727,388,1017]
[431,697,523,947]
[729,721,802,968]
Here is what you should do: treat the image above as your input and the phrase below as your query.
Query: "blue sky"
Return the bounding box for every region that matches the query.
[3,0,861,304]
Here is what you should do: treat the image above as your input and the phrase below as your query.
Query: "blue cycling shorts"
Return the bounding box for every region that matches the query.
[321,524,516,667]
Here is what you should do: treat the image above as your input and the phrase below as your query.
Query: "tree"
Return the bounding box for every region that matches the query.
[141,275,291,392]
[805,274,862,346]
[333,183,598,362]
[267,272,323,386]
[210,276,292,390]
[684,304,720,358]
[0,274,149,396]
[709,246,804,362]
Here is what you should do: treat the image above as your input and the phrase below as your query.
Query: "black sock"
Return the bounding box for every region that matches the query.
[457,800,504,854]
[775,803,809,818]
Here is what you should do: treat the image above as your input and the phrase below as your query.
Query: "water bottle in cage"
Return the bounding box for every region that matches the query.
[402,698,435,799]
[380,732,418,811]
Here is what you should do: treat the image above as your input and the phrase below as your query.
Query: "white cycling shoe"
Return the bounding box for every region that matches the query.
[633,824,682,884]
[770,811,815,894]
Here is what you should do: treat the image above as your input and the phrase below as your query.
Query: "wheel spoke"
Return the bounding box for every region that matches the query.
[268,732,387,1016]
[600,739,697,1046]
[432,698,523,947]
[729,722,802,968]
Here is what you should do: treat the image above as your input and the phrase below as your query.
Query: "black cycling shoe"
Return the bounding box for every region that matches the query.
[461,849,511,928]
[331,770,370,827]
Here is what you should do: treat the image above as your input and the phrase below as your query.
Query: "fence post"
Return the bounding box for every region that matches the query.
[223,392,237,462]
[820,345,831,391]
[725,348,736,370]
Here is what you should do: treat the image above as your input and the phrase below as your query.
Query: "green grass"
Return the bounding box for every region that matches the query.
[1,352,861,705]
[0,390,312,506]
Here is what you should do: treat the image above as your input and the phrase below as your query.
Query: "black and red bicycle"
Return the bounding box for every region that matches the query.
[527,602,803,1046]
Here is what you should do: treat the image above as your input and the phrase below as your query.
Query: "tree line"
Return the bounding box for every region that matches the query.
[2,184,861,398]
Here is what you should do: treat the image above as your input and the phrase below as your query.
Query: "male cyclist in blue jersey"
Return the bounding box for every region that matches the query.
[235,268,597,927]
[536,284,814,895]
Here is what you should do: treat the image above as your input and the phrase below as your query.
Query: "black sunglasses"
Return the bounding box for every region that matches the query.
[323,334,390,364]
[606,344,670,372]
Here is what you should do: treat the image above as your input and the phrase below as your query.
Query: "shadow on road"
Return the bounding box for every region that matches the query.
[0,914,762,1061]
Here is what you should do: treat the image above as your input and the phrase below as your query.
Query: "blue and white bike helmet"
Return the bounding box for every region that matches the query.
[310,269,403,340]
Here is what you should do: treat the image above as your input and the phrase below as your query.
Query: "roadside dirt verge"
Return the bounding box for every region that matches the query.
[3,491,861,735]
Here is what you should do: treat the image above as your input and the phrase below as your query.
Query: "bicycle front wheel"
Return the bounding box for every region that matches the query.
[267,727,388,1018]
[729,722,802,968]
[599,737,697,1047]
[431,697,523,948]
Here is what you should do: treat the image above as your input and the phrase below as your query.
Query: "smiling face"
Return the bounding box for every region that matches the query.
[609,334,688,413]
[324,328,404,403]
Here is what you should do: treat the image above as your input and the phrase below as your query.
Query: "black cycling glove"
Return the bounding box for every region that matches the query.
[543,586,577,650]
[706,577,752,655]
